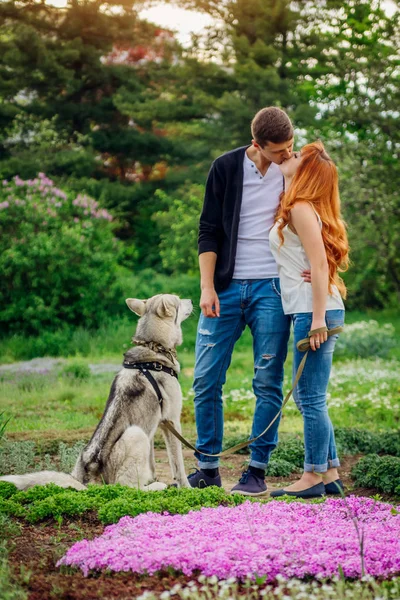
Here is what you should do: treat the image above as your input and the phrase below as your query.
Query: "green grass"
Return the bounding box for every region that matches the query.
[0,310,399,438]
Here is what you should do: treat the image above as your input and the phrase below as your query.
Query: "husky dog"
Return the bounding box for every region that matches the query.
[0,294,192,492]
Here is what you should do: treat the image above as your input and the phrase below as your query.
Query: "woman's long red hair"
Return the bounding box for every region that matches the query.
[276,141,349,298]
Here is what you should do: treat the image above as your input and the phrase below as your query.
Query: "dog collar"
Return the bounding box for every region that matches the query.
[131,339,178,363]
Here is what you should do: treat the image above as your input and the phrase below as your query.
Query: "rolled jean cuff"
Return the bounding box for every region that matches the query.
[249,459,268,470]
[304,462,329,473]
[328,458,341,468]
[197,459,220,470]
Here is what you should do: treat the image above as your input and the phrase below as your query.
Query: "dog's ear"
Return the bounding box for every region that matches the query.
[126,298,147,316]
[156,296,178,319]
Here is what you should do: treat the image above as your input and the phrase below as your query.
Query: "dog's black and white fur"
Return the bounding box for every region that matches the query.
[0,294,192,492]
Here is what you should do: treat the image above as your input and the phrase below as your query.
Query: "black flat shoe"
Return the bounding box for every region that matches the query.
[270,482,325,499]
[324,479,344,495]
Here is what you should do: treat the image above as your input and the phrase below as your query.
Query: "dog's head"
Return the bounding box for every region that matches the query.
[126,294,192,348]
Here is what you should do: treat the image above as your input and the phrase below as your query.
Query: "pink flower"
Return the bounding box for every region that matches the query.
[14,175,25,187]
[57,497,400,581]
[0,201,9,209]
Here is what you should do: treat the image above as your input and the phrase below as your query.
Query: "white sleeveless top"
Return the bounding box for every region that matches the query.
[269,209,345,315]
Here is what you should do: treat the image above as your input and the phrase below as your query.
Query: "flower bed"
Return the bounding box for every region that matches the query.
[58,497,400,580]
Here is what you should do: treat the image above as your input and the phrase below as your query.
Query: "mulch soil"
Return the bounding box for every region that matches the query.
[5,452,396,600]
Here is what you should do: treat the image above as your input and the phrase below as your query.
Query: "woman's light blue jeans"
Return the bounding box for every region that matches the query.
[292,309,345,473]
[193,279,291,470]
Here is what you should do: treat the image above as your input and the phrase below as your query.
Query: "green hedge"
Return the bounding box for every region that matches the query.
[351,454,400,495]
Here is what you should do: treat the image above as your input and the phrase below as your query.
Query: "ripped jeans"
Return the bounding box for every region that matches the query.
[193,279,290,470]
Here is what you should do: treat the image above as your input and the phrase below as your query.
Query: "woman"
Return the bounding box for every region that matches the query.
[269,141,349,499]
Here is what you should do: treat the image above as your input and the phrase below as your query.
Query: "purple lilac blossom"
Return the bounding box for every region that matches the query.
[57,497,400,580]
[2,174,112,220]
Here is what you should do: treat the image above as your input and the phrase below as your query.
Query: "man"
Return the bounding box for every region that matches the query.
[188,107,306,496]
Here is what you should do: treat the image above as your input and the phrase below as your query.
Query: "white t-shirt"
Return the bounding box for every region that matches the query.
[232,153,282,279]
[269,211,345,315]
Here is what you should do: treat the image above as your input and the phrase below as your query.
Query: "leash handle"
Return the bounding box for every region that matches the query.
[163,325,344,458]
[296,325,344,352]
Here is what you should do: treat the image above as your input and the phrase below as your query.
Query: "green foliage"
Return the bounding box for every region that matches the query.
[0,498,27,519]
[335,321,398,359]
[0,0,398,309]
[335,429,400,458]
[352,455,400,495]
[0,413,10,442]
[61,363,91,382]
[0,483,261,525]
[58,442,86,473]
[267,458,298,478]
[0,482,17,501]
[97,486,242,524]
[333,138,400,310]
[272,437,305,468]
[0,441,36,476]
[0,440,86,476]
[152,185,203,275]
[0,542,27,600]
[0,174,122,334]
[0,482,329,525]
[0,511,21,538]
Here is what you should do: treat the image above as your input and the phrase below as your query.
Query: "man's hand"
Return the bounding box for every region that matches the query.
[302,269,311,283]
[200,287,220,318]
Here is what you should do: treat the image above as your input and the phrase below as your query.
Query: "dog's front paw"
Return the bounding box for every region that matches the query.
[145,481,168,492]
[176,477,191,488]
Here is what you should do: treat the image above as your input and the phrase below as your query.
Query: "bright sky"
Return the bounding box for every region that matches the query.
[46,1,397,46]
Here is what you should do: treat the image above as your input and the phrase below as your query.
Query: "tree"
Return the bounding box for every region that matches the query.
[0,0,180,182]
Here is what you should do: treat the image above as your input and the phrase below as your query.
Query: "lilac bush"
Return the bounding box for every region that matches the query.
[58,497,400,580]
[0,173,121,333]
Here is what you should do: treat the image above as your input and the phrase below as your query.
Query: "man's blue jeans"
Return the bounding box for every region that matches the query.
[292,309,345,473]
[193,279,291,470]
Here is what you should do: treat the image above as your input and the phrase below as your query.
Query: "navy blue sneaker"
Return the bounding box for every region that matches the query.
[270,482,325,499]
[324,479,344,495]
[187,469,222,489]
[230,470,267,496]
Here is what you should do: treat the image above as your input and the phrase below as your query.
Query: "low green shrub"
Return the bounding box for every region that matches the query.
[0,498,27,518]
[58,441,86,473]
[0,441,36,475]
[0,482,17,500]
[0,174,123,335]
[27,491,98,523]
[335,320,397,359]
[222,435,303,476]
[0,440,86,476]
[0,512,21,538]
[351,454,400,494]
[0,482,268,525]
[61,363,91,381]
[272,437,304,468]
[335,428,400,457]
[267,458,298,477]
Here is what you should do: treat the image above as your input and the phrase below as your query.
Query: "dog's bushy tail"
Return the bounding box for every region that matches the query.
[0,471,87,491]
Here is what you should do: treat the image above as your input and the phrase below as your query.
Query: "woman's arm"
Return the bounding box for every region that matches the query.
[290,202,329,351]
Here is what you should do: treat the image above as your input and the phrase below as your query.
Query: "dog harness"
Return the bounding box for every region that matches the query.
[122,360,178,407]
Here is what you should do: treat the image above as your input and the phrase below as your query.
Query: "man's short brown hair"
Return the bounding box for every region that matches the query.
[251,107,293,147]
